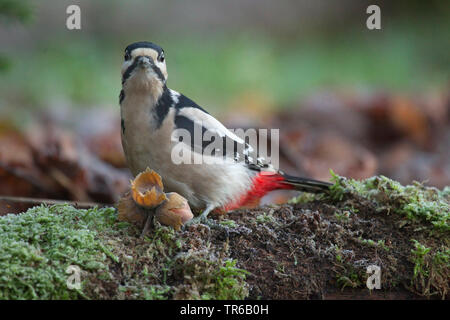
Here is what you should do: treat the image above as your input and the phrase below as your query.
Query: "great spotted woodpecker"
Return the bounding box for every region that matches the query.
[119,41,331,221]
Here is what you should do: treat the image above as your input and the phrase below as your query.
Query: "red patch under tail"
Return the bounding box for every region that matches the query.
[223,172,293,212]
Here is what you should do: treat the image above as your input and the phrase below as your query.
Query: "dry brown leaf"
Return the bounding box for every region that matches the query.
[390,96,429,147]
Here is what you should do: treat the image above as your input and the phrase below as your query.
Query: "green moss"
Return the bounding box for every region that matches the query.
[329,170,449,233]
[411,240,431,279]
[326,172,449,297]
[256,212,275,224]
[2,172,447,299]
[358,237,390,252]
[0,205,116,299]
[201,260,249,300]
[334,210,351,223]
[336,273,362,290]
[0,205,250,300]
[334,246,363,291]
[218,219,237,228]
[409,240,449,298]
[289,193,318,204]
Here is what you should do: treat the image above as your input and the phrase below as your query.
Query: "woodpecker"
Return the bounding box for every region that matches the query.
[119,41,331,221]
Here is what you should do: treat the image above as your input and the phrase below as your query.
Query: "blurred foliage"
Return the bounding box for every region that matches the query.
[0,1,448,111]
[0,0,32,22]
[2,20,449,111]
[0,0,32,73]
[0,55,10,72]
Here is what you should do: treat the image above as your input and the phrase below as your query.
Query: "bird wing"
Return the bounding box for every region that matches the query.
[176,107,244,144]
[172,92,256,162]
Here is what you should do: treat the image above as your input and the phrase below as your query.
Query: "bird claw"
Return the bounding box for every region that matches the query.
[183,214,210,228]
[182,204,216,229]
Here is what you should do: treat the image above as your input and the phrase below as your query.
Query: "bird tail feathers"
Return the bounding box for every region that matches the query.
[280,173,332,193]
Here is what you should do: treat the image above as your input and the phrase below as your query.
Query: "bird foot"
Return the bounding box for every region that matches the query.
[182,204,216,229]
[183,214,211,228]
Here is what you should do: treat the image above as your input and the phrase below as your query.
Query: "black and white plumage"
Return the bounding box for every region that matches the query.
[119,41,331,219]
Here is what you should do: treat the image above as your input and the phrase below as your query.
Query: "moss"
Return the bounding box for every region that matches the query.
[358,237,390,252]
[256,211,275,224]
[0,205,116,299]
[334,210,351,223]
[0,205,250,300]
[411,240,432,279]
[199,260,249,300]
[336,272,363,290]
[0,173,448,300]
[409,240,449,298]
[329,170,449,233]
[218,219,237,228]
[289,193,318,204]
[326,172,448,298]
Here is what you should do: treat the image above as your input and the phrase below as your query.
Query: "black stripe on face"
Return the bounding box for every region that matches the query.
[122,56,166,85]
[122,60,139,84]
[150,63,166,83]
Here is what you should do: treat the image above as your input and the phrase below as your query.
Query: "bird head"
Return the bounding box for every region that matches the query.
[121,41,168,93]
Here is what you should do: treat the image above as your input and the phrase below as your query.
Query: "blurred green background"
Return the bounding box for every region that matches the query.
[0,0,449,117]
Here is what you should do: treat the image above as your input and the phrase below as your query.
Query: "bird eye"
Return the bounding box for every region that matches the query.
[124,52,131,61]
[158,52,165,63]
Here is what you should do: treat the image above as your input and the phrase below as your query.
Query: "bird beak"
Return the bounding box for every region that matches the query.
[136,56,153,68]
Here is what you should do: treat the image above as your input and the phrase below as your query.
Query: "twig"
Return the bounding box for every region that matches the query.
[140,209,155,238]
[140,199,169,238]
[0,196,107,209]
